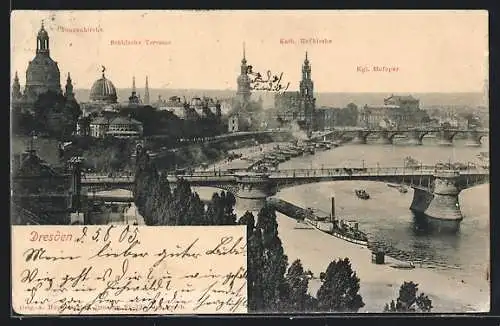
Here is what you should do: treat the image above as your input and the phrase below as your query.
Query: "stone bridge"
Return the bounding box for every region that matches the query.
[319,127,489,146]
[79,166,489,231]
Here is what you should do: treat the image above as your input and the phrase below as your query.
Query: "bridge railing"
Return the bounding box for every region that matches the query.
[81,166,488,183]
[268,166,439,178]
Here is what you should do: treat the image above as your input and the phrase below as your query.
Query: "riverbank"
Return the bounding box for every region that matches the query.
[151,133,295,171]
[274,211,489,312]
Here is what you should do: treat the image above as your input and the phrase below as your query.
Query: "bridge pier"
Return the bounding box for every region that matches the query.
[407,130,423,145]
[437,130,455,146]
[465,130,482,147]
[376,130,392,145]
[410,171,463,233]
[351,130,368,144]
[234,174,277,215]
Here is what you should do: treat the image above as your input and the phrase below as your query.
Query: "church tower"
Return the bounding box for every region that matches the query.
[236,43,251,107]
[299,51,316,131]
[24,22,62,103]
[12,71,22,100]
[144,76,150,105]
[300,51,314,97]
[128,76,140,105]
[64,73,74,100]
[37,21,50,55]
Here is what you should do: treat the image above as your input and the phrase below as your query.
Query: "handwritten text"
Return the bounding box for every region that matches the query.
[12,225,247,315]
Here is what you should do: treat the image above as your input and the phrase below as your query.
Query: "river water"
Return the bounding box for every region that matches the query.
[274,137,490,285]
[195,137,489,287]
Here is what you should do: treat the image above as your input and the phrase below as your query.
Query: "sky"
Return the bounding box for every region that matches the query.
[11,10,488,93]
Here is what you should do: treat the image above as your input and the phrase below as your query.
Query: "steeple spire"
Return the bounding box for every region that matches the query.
[144,76,150,105]
[65,72,74,100]
[241,42,247,64]
[12,71,22,100]
[132,76,136,93]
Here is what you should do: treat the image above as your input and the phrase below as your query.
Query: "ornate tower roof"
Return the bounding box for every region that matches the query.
[37,21,50,55]
[236,42,251,104]
[64,72,74,100]
[300,51,314,97]
[89,66,117,103]
[12,71,22,100]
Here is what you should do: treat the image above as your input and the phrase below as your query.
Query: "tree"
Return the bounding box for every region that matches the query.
[221,191,237,225]
[33,91,82,139]
[184,192,206,225]
[170,178,198,225]
[384,281,433,313]
[239,211,264,312]
[316,257,364,312]
[284,259,316,312]
[205,193,224,225]
[256,205,289,311]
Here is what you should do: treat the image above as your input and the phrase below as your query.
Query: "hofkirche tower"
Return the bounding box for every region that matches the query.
[12,22,66,109]
[236,43,251,107]
[299,51,316,130]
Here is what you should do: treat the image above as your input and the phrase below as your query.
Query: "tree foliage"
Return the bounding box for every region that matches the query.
[133,151,237,228]
[284,259,317,312]
[384,281,433,313]
[30,91,82,140]
[316,257,365,312]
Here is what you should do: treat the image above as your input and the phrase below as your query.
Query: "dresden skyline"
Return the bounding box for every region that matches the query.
[11,10,488,93]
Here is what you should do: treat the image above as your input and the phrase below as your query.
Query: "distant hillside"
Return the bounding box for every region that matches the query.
[74,89,487,109]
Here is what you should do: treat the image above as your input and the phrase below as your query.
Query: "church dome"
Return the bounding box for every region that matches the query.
[25,54,61,96]
[90,72,117,103]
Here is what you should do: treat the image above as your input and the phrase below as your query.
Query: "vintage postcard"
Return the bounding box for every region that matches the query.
[10,10,489,315]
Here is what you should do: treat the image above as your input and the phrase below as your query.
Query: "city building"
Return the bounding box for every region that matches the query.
[11,146,73,224]
[315,107,336,131]
[12,22,68,112]
[89,115,143,138]
[228,113,239,133]
[80,67,120,116]
[358,94,428,129]
[384,94,420,110]
[274,52,316,131]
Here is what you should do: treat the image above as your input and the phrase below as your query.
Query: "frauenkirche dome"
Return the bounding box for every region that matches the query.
[89,67,117,104]
[24,22,62,100]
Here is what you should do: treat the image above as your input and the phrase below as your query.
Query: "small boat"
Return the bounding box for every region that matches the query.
[387,183,408,193]
[355,189,370,200]
[390,261,415,270]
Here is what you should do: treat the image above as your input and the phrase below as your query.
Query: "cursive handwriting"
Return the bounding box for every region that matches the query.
[247,67,291,94]
[24,248,81,262]
[13,225,248,314]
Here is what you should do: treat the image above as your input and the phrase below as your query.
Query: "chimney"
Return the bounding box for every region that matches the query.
[331,196,335,222]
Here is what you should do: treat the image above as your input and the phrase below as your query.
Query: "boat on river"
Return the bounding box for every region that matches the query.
[267,197,369,246]
[355,189,370,200]
[387,183,408,193]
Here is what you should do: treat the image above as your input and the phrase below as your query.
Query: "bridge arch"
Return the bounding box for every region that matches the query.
[417,130,433,142]
[388,131,407,142]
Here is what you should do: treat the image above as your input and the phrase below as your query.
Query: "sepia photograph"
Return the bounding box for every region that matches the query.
[10,10,489,314]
